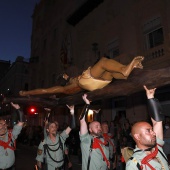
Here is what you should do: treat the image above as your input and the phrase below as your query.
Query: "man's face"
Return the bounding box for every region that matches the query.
[138,123,156,148]
[89,121,102,137]
[101,123,109,133]
[48,123,58,136]
[0,120,7,136]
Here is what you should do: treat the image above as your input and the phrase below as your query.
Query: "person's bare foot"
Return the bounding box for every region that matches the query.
[132,56,144,69]
[122,56,144,77]
[44,108,51,112]
[63,73,69,80]
[19,91,31,97]
[19,91,25,96]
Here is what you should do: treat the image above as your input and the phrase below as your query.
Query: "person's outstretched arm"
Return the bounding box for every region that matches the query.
[43,108,51,138]
[92,109,101,121]
[11,102,25,127]
[143,85,163,140]
[80,94,91,135]
[65,105,76,135]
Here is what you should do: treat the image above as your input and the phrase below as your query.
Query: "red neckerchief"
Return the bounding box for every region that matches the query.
[140,145,158,170]
[92,137,110,167]
[0,131,16,150]
[103,133,115,148]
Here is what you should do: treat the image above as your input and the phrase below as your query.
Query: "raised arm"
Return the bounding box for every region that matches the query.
[92,109,101,121]
[65,105,76,135]
[143,85,164,140]
[43,108,51,138]
[79,94,91,135]
[11,102,25,126]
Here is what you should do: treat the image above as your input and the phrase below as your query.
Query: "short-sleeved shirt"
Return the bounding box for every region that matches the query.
[80,132,109,170]
[0,125,22,169]
[126,138,169,170]
[36,130,68,169]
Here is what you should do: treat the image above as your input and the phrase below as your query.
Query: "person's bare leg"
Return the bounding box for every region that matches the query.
[91,56,144,79]
[19,78,81,96]
[19,86,65,96]
[121,56,144,77]
[100,71,128,80]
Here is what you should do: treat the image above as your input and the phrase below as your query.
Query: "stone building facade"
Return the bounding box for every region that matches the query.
[0,56,29,124]
[17,0,170,125]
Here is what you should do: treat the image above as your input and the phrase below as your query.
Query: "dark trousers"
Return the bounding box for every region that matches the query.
[55,167,64,170]
[42,165,64,170]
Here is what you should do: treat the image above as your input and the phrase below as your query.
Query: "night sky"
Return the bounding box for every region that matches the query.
[0,0,40,63]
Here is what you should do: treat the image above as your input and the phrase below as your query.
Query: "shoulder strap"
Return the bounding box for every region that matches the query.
[92,137,110,167]
[43,136,65,163]
[59,135,64,151]
[87,138,93,170]
[133,144,169,169]
[158,148,169,164]
[129,157,141,170]
[8,131,16,149]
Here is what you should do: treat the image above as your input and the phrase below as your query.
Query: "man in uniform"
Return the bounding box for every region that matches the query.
[0,102,25,170]
[79,94,110,170]
[126,85,169,169]
[101,122,117,170]
[36,106,76,170]
[41,108,73,170]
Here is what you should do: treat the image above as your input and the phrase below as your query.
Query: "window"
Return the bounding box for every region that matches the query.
[24,69,28,74]
[53,28,57,40]
[146,28,164,49]
[52,73,56,85]
[41,80,44,88]
[43,39,47,50]
[29,56,39,63]
[24,83,28,91]
[143,17,164,49]
[107,39,119,58]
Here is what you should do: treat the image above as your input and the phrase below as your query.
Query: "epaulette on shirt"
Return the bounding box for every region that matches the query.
[129,157,141,170]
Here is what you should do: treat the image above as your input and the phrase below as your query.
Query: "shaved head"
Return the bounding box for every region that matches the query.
[131,121,156,149]
[89,121,99,129]
[89,121,102,137]
[131,122,149,137]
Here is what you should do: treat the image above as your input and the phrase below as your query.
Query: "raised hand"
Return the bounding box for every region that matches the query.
[143,85,156,99]
[11,102,20,110]
[92,109,101,114]
[44,108,51,112]
[66,105,74,115]
[82,94,91,104]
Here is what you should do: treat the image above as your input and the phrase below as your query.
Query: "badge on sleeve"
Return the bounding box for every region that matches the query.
[37,149,43,155]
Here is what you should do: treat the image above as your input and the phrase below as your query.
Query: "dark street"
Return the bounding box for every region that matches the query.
[15,143,81,170]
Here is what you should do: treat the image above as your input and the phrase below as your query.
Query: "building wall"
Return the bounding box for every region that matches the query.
[0,60,10,79]
[126,92,149,124]
[0,57,29,96]
[30,0,170,84]
[3,0,168,124]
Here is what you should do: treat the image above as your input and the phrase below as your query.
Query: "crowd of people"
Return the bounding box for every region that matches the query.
[1,85,170,170]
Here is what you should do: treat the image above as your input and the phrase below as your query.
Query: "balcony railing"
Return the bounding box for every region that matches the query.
[144,46,164,62]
